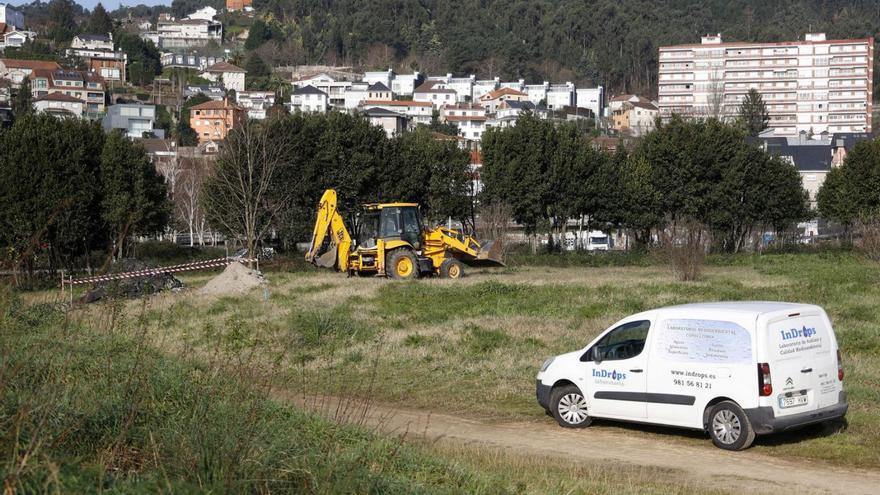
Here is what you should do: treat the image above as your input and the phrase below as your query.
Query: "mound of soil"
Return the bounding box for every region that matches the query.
[199,261,266,296]
[81,259,183,303]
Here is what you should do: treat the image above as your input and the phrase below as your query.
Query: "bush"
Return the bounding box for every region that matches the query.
[854,219,880,262]
[659,218,710,281]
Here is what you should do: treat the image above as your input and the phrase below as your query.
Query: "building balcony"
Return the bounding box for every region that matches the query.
[659,51,694,60]
[828,114,867,123]
[830,58,867,65]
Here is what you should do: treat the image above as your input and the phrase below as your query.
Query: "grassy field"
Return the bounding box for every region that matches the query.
[6,249,880,492]
[118,250,880,470]
[1,285,725,494]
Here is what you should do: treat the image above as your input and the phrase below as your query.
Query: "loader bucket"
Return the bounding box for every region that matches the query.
[463,240,505,267]
[314,244,339,269]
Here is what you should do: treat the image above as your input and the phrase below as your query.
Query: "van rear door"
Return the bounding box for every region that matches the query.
[764,310,839,417]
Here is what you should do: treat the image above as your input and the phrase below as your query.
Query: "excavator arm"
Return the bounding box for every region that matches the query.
[305,189,352,271]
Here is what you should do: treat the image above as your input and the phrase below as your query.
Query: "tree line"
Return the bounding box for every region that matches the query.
[481,114,809,252]
[0,114,169,286]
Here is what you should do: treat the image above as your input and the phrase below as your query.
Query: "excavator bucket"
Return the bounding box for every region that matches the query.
[314,244,339,269]
[464,240,506,267]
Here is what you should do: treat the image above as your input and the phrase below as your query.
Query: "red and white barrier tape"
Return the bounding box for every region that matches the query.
[65,257,256,286]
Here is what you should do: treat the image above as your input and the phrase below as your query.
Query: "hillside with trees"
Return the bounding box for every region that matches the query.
[11,1,879,98]
[230,0,879,97]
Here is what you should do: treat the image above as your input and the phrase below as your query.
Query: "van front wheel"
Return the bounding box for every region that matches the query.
[708,401,755,451]
[550,385,592,428]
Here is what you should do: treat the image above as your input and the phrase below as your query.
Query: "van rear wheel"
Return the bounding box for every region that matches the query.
[550,384,592,428]
[708,401,755,451]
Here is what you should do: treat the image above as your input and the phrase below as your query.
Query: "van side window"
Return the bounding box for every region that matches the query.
[594,320,650,361]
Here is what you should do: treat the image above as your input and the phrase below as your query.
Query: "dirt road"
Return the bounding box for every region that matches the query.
[287,393,880,494]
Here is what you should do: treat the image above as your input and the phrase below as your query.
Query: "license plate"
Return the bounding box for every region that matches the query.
[780,394,808,408]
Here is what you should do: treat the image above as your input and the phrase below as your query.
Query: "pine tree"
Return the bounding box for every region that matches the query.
[737,89,770,136]
[86,3,114,36]
[12,78,33,118]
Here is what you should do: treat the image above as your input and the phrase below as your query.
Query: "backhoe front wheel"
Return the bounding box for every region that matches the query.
[387,250,418,280]
[440,259,465,279]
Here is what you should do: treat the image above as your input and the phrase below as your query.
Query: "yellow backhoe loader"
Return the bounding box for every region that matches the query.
[305,189,504,279]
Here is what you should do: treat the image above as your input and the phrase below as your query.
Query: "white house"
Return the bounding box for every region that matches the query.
[102,103,163,138]
[363,107,408,138]
[413,80,456,109]
[427,74,475,102]
[363,69,393,89]
[71,33,114,51]
[499,79,525,91]
[202,61,246,92]
[361,99,432,125]
[67,34,127,82]
[290,85,328,113]
[472,77,499,102]
[391,71,423,96]
[576,86,604,120]
[1,29,35,50]
[146,17,223,49]
[0,58,59,87]
[546,82,575,109]
[343,82,369,109]
[365,82,392,101]
[479,87,528,114]
[442,103,487,141]
[236,90,275,119]
[33,92,84,118]
[493,100,537,127]
[524,82,548,105]
[0,4,25,29]
[292,73,352,108]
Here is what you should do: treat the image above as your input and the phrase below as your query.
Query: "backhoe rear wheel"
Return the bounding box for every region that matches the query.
[387,250,418,280]
[440,258,465,279]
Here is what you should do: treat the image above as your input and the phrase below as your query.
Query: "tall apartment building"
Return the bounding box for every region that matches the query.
[658,33,873,135]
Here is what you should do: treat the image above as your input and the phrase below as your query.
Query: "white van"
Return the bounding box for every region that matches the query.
[535,302,847,450]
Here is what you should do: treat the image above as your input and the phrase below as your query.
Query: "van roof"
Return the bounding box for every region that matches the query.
[661,301,819,316]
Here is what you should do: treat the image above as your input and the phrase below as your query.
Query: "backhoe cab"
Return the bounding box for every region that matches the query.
[305,189,504,279]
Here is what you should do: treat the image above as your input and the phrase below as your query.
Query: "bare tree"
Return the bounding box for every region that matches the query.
[153,143,182,242]
[175,157,211,247]
[660,217,711,282]
[705,71,726,121]
[476,201,512,257]
[202,119,293,264]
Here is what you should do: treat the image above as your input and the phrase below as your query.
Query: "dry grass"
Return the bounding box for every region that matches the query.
[45,251,880,471]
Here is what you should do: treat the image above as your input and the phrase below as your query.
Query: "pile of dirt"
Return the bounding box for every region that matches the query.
[199,261,266,296]
[81,259,183,303]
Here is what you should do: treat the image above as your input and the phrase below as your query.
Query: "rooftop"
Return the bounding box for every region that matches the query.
[362,107,406,118]
[205,61,246,73]
[76,33,111,42]
[0,58,61,71]
[481,87,527,100]
[367,82,391,92]
[293,85,327,96]
[661,34,872,50]
[35,92,84,103]
[190,99,243,111]
[364,99,431,107]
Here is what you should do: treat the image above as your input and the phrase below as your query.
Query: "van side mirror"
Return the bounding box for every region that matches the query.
[591,346,603,363]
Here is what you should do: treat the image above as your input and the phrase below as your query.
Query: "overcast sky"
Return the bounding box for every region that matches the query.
[5,0,172,11]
